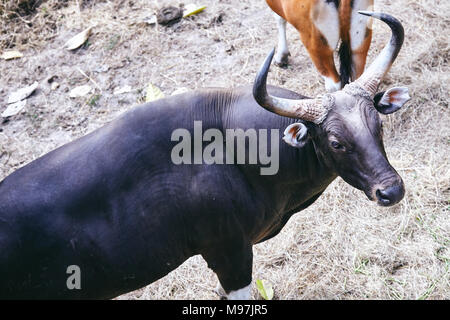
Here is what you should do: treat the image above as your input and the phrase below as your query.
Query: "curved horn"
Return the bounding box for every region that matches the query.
[355,11,405,95]
[253,48,329,124]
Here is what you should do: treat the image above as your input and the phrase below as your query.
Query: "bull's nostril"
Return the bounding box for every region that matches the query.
[375,184,405,206]
[376,189,391,205]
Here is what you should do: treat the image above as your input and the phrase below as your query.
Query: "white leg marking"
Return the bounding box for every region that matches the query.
[350,0,374,79]
[350,0,374,51]
[227,284,252,300]
[311,0,340,50]
[274,13,289,65]
[323,76,341,92]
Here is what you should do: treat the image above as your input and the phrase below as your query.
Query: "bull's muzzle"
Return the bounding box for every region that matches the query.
[375,183,405,207]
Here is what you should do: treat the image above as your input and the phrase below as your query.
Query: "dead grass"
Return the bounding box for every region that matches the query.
[0,0,449,299]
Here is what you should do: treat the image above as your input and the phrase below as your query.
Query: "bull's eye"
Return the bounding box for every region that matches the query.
[331,141,343,150]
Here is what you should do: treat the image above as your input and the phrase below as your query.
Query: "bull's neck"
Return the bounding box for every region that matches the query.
[236,117,337,212]
[190,89,337,210]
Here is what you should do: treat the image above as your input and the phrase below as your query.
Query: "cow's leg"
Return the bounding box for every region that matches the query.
[202,242,253,300]
[351,29,372,80]
[296,0,341,92]
[350,0,374,80]
[302,35,341,92]
[274,13,290,67]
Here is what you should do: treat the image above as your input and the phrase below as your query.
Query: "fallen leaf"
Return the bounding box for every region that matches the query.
[94,65,110,73]
[145,83,165,102]
[51,82,60,90]
[1,50,23,60]
[255,279,274,300]
[183,4,206,18]
[7,82,39,104]
[113,85,133,95]
[2,99,27,118]
[65,27,93,50]
[143,15,157,25]
[69,85,92,98]
[172,87,190,95]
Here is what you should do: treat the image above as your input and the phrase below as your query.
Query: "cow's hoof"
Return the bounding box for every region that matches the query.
[274,53,290,69]
[323,76,341,92]
[274,60,289,68]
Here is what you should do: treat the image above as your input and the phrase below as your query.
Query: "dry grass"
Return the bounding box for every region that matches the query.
[0,0,449,299]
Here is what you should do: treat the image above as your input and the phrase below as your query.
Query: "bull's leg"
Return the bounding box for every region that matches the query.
[213,282,252,300]
[227,284,252,300]
[274,13,290,67]
[202,242,253,300]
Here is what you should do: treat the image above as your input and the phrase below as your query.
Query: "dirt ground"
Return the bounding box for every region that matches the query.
[0,0,449,299]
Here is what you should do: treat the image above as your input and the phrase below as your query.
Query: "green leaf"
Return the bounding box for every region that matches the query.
[255,279,274,300]
[88,94,101,106]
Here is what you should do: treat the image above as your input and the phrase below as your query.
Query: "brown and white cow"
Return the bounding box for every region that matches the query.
[266,0,374,92]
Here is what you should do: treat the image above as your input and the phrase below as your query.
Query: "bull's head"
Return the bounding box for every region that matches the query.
[253,12,410,207]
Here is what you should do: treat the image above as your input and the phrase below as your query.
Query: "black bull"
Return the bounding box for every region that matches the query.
[0,84,405,299]
[0,86,331,298]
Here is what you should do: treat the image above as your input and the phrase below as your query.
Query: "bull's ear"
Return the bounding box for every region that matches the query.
[283,123,308,148]
[374,87,411,114]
